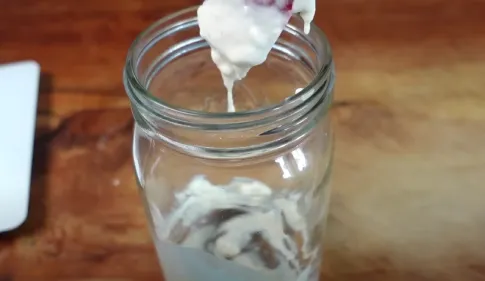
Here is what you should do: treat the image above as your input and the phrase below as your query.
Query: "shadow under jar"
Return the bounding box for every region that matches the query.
[124,6,335,281]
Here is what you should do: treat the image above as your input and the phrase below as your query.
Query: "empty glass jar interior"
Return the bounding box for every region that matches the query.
[124,6,334,281]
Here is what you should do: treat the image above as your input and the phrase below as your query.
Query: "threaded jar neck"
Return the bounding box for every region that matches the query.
[123,6,334,159]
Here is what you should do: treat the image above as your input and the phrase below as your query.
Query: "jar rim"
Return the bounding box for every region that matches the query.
[124,6,333,126]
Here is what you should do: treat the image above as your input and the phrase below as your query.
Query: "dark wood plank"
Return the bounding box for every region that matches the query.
[0,0,484,280]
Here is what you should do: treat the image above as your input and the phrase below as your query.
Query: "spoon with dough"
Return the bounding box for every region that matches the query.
[197,0,316,112]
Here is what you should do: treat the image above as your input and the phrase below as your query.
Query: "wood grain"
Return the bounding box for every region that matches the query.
[1,0,485,280]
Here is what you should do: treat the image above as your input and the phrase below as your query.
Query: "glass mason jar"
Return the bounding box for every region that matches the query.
[124,6,334,281]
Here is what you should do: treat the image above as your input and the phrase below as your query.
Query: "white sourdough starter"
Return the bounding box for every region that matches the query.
[150,1,319,281]
[150,176,320,281]
[197,0,316,112]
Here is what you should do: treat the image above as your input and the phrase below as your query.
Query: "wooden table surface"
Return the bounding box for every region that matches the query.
[1,0,484,280]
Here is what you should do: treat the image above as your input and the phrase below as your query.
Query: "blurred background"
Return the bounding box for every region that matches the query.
[1,0,484,280]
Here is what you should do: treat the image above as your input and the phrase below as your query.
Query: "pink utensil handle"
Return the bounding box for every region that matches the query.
[247,0,294,12]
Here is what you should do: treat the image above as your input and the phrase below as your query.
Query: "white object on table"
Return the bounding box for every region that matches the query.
[0,60,40,233]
